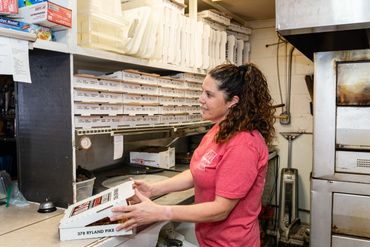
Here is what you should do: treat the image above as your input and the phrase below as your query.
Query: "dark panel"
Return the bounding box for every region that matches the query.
[17,49,72,207]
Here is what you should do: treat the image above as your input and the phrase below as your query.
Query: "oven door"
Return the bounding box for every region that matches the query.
[311,179,370,246]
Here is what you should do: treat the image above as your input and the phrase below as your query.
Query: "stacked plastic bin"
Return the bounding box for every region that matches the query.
[77,0,131,54]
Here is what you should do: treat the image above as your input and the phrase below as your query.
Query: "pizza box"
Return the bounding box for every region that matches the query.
[130,146,175,169]
[59,181,134,241]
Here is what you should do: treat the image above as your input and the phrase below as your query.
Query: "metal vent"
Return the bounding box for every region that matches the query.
[357,159,370,168]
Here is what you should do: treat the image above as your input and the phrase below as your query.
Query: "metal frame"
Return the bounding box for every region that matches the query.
[75,121,213,136]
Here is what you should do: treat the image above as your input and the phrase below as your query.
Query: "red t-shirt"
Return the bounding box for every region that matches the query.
[190,124,268,247]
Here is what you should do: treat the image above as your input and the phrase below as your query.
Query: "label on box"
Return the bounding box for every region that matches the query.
[0,0,18,14]
[47,1,71,27]
[59,181,134,241]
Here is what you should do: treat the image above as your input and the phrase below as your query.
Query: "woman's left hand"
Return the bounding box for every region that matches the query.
[110,188,169,231]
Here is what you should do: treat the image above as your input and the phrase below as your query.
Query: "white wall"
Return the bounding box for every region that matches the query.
[248,19,313,223]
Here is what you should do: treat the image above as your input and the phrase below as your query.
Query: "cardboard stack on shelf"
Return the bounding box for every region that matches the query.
[226,22,251,65]
[73,69,204,131]
[77,0,131,55]
[197,10,229,69]
[197,9,251,66]
[0,0,72,41]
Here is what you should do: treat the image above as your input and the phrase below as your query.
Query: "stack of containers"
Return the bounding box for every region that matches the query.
[120,0,187,61]
[197,10,229,69]
[73,74,125,129]
[170,72,204,123]
[77,0,131,54]
[226,22,251,65]
[158,0,187,66]
[72,69,205,130]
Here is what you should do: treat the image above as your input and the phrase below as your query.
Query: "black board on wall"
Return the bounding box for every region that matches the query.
[17,49,73,207]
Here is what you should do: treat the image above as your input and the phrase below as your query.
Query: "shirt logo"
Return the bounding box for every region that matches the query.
[198,149,218,170]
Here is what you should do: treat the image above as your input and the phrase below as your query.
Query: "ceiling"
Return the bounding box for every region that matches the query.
[195,0,276,22]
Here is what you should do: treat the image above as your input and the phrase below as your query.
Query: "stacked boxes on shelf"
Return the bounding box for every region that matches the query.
[197,10,229,69]
[197,9,251,66]
[0,0,72,40]
[226,22,251,65]
[15,0,72,30]
[75,0,250,71]
[77,0,131,54]
[73,70,204,130]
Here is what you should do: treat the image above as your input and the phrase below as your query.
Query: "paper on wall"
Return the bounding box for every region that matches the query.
[0,36,13,75]
[0,36,31,83]
[113,135,124,160]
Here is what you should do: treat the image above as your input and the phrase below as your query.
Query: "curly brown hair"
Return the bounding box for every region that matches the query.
[208,63,276,145]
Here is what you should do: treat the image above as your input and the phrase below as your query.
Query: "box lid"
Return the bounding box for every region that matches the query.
[59,181,134,228]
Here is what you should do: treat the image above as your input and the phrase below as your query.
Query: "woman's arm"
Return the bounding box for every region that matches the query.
[111,190,239,231]
[138,169,194,198]
[170,195,239,222]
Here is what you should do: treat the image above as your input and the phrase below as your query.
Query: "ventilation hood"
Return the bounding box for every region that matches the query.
[276,0,370,60]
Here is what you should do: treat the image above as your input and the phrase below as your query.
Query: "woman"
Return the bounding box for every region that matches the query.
[110,63,275,247]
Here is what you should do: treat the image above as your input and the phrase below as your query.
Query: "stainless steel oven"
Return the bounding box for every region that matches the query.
[311,49,370,246]
[313,49,370,183]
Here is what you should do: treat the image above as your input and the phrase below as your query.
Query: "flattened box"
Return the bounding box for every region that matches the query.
[59,181,134,241]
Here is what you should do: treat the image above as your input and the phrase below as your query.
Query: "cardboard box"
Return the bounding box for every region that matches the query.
[0,16,52,40]
[59,181,134,241]
[130,146,175,169]
[0,0,18,14]
[17,1,72,30]
[18,0,47,8]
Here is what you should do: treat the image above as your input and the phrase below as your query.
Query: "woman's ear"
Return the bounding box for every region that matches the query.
[228,95,240,108]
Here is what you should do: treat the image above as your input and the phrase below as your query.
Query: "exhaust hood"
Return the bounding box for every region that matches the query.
[276,0,370,60]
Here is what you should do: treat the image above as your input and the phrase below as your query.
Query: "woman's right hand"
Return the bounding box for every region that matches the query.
[132,179,153,198]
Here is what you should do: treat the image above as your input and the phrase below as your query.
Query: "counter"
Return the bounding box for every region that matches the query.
[0,168,194,247]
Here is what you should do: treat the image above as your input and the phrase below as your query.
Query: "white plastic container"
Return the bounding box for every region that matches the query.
[76,177,96,202]
[120,115,160,127]
[73,89,123,104]
[77,11,131,54]
[74,102,123,116]
[78,0,122,17]
[159,96,187,106]
[123,93,159,105]
[123,104,159,116]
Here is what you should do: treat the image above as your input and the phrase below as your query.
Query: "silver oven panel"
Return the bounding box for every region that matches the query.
[332,235,370,247]
[337,107,370,148]
[333,193,370,238]
[336,151,370,174]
